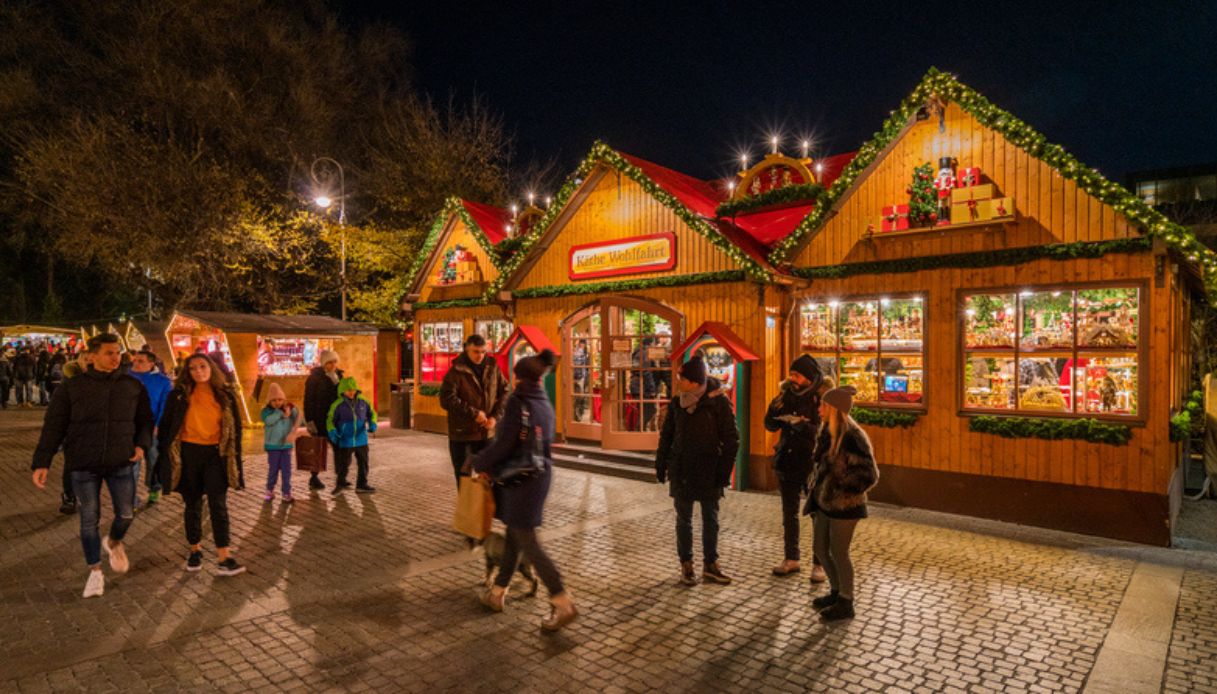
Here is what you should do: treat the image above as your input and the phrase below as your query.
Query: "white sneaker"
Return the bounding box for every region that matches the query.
[102,537,129,574]
[83,570,104,598]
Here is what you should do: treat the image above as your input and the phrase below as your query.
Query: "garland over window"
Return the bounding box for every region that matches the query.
[768,68,1217,301]
[485,142,771,302]
[514,270,747,300]
[411,298,490,311]
[792,237,1151,281]
[418,384,442,396]
[968,415,1132,446]
[715,183,824,218]
[853,408,921,428]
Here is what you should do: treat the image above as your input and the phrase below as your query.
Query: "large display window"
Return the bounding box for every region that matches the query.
[419,321,464,383]
[961,285,1141,417]
[256,336,334,376]
[797,295,926,407]
[475,319,513,352]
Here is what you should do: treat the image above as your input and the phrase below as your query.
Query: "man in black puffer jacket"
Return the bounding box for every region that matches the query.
[302,349,343,490]
[31,333,153,599]
[656,355,739,587]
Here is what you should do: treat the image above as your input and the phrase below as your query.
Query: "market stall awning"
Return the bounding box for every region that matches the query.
[172,310,379,335]
[671,321,760,363]
[0,324,82,336]
[497,325,561,357]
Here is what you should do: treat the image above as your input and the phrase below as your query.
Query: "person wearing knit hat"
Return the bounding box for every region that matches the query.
[655,355,740,587]
[261,383,303,502]
[302,351,344,490]
[803,384,879,622]
[764,354,828,581]
[326,376,378,494]
[472,348,578,632]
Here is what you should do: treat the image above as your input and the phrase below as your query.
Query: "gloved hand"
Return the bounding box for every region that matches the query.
[656,468,667,484]
[306,422,317,435]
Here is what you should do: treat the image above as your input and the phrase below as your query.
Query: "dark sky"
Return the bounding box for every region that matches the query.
[338,0,1216,188]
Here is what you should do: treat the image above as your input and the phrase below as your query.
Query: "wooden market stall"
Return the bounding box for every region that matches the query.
[403,69,1210,544]
[770,69,1204,544]
[402,197,521,433]
[122,320,172,362]
[164,310,381,425]
[0,324,82,351]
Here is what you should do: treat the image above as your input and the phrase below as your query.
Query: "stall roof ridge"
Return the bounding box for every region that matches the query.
[173,310,379,335]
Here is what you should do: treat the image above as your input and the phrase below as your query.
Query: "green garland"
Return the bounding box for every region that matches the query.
[715,183,824,218]
[485,142,771,302]
[968,415,1132,446]
[418,384,442,397]
[514,270,747,300]
[1169,389,1204,442]
[411,297,490,311]
[853,408,921,428]
[792,237,1151,281]
[768,68,1217,300]
[402,212,449,299]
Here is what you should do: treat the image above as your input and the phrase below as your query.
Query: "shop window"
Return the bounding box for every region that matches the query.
[256,337,335,376]
[797,295,925,407]
[961,286,1140,417]
[419,321,464,383]
[475,319,513,352]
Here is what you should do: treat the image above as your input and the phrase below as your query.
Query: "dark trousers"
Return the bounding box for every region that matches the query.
[448,440,489,487]
[336,445,370,487]
[180,442,231,548]
[674,495,720,564]
[779,480,804,561]
[494,526,564,596]
[62,464,74,500]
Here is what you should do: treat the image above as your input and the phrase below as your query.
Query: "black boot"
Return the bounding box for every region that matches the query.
[308,474,324,490]
[59,493,77,515]
[819,597,854,622]
[812,591,839,610]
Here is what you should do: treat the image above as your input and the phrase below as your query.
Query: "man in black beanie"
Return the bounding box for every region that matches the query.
[764,354,828,581]
[655,355,739,586]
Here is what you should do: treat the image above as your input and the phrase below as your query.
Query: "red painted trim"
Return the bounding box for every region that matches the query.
[568,232,677,280]
[670,321,761,362]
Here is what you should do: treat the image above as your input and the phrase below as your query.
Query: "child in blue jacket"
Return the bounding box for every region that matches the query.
[327,376,378,495]
[262,383,302,502]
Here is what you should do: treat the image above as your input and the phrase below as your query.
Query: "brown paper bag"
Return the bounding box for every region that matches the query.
[453,476,495,540]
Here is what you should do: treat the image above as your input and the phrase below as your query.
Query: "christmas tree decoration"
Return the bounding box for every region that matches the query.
[908,162,938,227]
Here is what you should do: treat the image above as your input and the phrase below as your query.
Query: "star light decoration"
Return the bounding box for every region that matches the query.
[768,67,1217,299]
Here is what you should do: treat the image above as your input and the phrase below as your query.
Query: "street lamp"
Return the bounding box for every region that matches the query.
[310,157,347,321]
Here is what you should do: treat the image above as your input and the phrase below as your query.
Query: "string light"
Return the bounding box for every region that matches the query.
[527,192,535,206]
[740,153,749,170]
[770,135,780,155]
[801,140,810,159]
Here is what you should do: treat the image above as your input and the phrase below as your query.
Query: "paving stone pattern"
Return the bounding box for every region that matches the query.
[1163,568,1217,694]
[0,407,1210,692]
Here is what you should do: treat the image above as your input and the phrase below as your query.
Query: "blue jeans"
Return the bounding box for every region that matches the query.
[71,467,136,567]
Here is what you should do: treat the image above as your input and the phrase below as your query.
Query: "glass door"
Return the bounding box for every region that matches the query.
[564,306,603,442]
[601,299,679,451]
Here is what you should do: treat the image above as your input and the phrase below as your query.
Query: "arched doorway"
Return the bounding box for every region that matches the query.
[562,297,683,451]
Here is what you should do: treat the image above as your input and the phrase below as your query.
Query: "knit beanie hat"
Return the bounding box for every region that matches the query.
[678,355,708,385]
[319,350,340,367]
[790,354,822,384]
[822,385,857,415]
[514,349,556,383]
[266,382,286,402]
[338,376,359,394]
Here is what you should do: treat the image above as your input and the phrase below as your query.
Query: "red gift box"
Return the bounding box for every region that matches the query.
[881,204,910,232]
[958,167,982,187]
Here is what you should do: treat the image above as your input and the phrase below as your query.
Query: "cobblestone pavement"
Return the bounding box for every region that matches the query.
[1,407,1216,693]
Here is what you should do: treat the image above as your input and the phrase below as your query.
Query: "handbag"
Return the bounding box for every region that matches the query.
[493,399,546,486]
[453,475,495,540]
[294,434,329,473]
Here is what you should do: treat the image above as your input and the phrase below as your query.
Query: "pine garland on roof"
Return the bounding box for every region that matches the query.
[768,68,1217,299]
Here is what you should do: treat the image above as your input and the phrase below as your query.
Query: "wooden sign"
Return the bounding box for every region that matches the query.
[569,232,676,280]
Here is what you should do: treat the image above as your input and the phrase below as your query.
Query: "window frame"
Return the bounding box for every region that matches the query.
[474,318,513,353]
[417,320,465,384]
[956,280,1148,423]
[794,291,929,411]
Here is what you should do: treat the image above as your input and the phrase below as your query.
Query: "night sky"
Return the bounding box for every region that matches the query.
[339,0,1216,189]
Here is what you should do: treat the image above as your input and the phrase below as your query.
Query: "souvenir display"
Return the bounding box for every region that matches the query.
[1080,357,1138,415]
[1020,292,1074,350]
[1077,289,1138,349]
[256,337,334,376]
[964,294,1016,349]
[880,298,924,351]
[839,301,878,351]
[964,356,1015,409]
[839,356,879,403]
[798,304,838,350]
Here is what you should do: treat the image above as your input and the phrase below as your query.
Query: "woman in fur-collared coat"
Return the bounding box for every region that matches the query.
[803,385,879,622]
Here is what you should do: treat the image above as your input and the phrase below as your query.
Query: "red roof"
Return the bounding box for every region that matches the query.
[460,199,512,245]
[815,151,856,189]
[671,321,760,363]
[619,153,724,218]
[497,325,561,358]
[728,203,817,246]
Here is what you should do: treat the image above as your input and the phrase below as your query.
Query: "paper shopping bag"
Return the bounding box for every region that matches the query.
[453,476,495,540]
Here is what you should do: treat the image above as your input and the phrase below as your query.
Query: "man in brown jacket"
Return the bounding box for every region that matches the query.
[439,334,508,487]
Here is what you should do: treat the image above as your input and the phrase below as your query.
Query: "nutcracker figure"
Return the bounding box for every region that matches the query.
[934,156,956,226]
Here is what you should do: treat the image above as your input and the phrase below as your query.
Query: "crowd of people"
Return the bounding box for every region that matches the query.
[0,342,74,409]
[23,329,880,630]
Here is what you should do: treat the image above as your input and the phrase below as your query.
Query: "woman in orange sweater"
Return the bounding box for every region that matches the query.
[158,354,245,576]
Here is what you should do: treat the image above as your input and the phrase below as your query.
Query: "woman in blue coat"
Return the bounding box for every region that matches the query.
[472,349,578,632]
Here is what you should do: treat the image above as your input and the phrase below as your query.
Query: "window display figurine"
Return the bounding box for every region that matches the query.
[1099,375,1118,412]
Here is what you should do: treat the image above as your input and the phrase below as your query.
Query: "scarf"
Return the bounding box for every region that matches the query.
[678,382,707,413]
[325,369,339,385]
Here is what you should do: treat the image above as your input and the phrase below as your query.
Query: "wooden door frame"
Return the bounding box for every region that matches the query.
[599,296,684,451]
